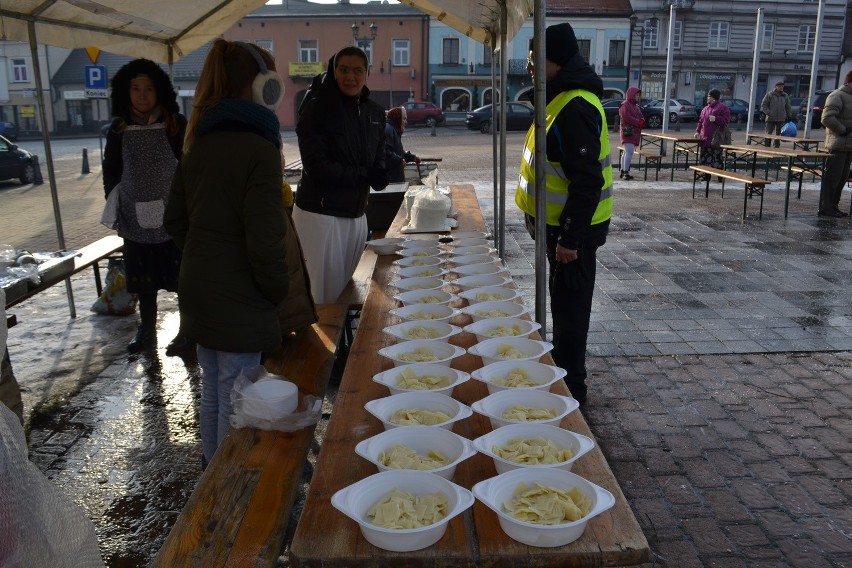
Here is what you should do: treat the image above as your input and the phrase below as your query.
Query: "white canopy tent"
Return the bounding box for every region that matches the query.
[0,0,545,324]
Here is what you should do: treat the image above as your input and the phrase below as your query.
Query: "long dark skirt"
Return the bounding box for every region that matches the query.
[699,145,724,169]
[122,239,180,295]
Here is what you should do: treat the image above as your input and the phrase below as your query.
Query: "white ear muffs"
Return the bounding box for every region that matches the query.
[236,42,285,111]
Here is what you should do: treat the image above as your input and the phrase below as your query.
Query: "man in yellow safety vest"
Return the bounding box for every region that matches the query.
[515,22,613,408]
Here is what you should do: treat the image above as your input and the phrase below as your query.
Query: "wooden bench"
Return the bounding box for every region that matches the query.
[151,302,349,568]
[4,235,124,317]
[618,146,662,181]
[690,165,771,219]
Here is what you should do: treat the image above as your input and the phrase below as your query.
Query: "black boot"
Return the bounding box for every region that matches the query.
[128,323,156,352]
[623,171,635,181]
[166,330,195,356]
[619,170,625,179]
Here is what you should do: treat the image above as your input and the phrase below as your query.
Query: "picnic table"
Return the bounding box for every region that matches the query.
[641,132,701,180]
[746,132,822,151]
[289,184,650,567]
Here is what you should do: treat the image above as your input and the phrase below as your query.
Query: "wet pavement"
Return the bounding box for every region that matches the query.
[2,126,851,567]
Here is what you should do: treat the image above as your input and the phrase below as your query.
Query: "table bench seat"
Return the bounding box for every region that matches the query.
[690,165,770,219]
[617,146,662,180]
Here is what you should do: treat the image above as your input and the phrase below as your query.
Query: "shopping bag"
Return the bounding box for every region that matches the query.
[90,258,137,316]
[780,120,797,137]
[100,184,120,230]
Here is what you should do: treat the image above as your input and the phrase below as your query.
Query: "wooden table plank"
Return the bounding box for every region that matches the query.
[290,186,649,567]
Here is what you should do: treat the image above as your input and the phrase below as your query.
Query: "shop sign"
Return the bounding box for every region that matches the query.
[697,72,733,82]
[64,90,87,100]
[20,106,35,118]
[288,62,322,77]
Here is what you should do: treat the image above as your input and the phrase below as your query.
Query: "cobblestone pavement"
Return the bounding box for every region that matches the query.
[2,125,850,567]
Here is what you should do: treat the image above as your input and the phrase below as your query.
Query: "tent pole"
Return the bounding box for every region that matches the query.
[28,21,76,318]
[496,3,507,260]
[533,0,547,340]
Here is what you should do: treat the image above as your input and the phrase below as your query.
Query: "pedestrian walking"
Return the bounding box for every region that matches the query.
[817,71,852,217]
[293,46,389,304]
[760,81,792,147]
[164,39,297,465]
[618,86,645,180]
[514,23,613,408]
[695,89,731,169]
[102,59,191,354]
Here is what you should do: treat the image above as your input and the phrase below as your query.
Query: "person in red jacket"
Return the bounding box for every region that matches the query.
[618,86,645,180]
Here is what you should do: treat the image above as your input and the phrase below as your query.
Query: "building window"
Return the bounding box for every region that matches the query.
[644,20,659,50]
[356,39,374,65]
[392,39,410,66]
[12,59,27,83]
[255,40,273,53]
[672,20,682,50]
[798,25,815,52]
[299,39,318,63]
[708,22,729,50]
[608,40,625,67]
[761,23,774,51]
[483,45,492,66]
[578,39,591,63]
[442,37,459,64]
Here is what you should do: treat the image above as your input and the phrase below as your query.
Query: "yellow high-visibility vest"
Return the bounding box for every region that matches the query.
[515,89,613,227]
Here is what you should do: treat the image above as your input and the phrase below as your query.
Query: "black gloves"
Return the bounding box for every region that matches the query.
[367,164,389,190]
[840,127,851,137]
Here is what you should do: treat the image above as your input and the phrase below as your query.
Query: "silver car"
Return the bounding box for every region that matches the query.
[648,98,698,123]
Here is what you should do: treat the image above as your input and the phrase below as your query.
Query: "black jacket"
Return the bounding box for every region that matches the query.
[384,122,416,183]
[295,64,389,218]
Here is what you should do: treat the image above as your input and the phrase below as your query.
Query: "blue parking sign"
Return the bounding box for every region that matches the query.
[85,65,107,89]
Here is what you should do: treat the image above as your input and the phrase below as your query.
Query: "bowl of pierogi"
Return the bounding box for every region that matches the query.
[365,391,472,431]
[460,300,532,323]
[457,285,524,305]
[450,274,513,292]
[389,304,460,323]
[382,320,462,344]
[463,317,541,344]
[372,363,470,396]
[466,337,553,366]
[377,339,466,368]
[469,360,566,395]
[471,423,595,474]
[393,289,458,307]
[355,425,476,480]
[471,388,579,429]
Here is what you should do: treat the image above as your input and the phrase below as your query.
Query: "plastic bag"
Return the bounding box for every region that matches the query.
[780,120,797,137]
[90,258,137,316]
[230,365,322,432]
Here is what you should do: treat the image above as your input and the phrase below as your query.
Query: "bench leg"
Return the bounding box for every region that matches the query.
[653,158,660,181]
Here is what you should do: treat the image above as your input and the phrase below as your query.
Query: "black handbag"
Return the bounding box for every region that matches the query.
[622,124,634,137]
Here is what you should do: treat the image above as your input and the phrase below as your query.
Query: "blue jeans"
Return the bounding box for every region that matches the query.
[196,346,261,463]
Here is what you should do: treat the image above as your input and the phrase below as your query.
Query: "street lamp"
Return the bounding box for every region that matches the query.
[351,21,378,64]
[629,15,658,88]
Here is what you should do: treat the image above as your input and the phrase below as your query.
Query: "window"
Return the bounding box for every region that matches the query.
[708,22,729,50]
[392,39,410,67]
[798,25,815,52]
[643,21,659,50]
[442,37,459,64]
[12,59,27,83]
[255,40,273,53]
[761,23,774,51]
[356,39,374,65]
[299,39,318,63]
[578,39,591,63]
[483,45,492,66]
[608,40,625,67]
[672,20,682,50]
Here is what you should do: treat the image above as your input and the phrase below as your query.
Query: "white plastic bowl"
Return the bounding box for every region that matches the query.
[463,317,542,344]
[452,263,507,277]
[471,389,579,429]
[366,237,405,255]
[400,238,442,249]
[382,320,462,343]
[365,391,473,430]
[458,286,524,305]
[391,277,446,292]
[451,274,513,291]
[450,237,491,248]
[378,339,466,367]
[398,247,443,258]
[389,304,460,323]
[355,426,477,479]
[237,378,299,421]
[445,245,496,257]
[448,253,502,267]
[394,289,459,307]
[452,231,490,240]
[393,256,444,269]
[471,423,595,474]
[395,266,449,279]
[471,468,615,548]
[470,360,566,394]
[332,470,474,552]
[460,300,533,323]
[468,337,553,366]
[372,363,470,396]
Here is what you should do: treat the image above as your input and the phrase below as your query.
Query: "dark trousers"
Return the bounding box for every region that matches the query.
[819,149,852,213]
[544,222,608,403]
[765,120,783,147]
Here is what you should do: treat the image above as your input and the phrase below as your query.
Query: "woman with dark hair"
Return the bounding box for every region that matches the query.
[103,58,190,354]
[385,106,420,183]
[293,46,389,304]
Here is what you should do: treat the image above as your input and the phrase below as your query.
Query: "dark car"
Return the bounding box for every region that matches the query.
[0,121,18,141]
[0,135,37,184]
[720,98,749,123]
[799,90,832,129]
[465,102,535,134]
[401,101,445,127]
[603,99,665,130]
[602,99,622,130]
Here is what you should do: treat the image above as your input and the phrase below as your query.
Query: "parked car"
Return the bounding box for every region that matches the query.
[401,101,445,127]
[465,102,535,133]
[720,98,749,123]
[602,99,622,129]
[799,90,832,129]
[0,121,18,141]
[647,98,697,123]
[0,135,37,184]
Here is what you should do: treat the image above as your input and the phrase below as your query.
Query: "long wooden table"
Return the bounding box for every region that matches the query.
[289,185,650,567]
[746,132,822,151]
[721,144,831,217]
[641,131,701,180]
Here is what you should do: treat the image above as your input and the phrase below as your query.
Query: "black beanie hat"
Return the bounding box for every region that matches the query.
[708,89,721,100]
[545,23,580,66]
